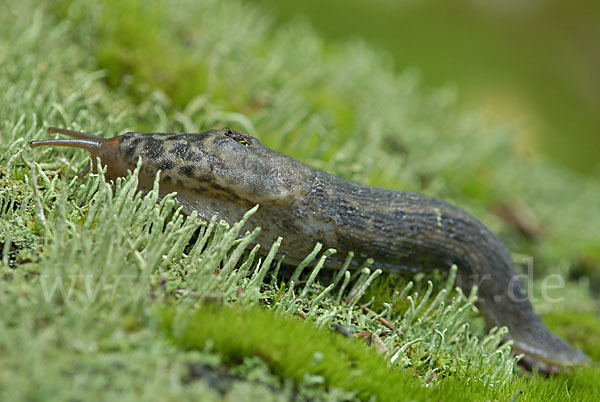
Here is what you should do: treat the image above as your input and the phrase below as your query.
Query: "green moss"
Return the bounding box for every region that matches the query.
[158,306,600,401]
[544,312,600,362]
[159,306,423,401]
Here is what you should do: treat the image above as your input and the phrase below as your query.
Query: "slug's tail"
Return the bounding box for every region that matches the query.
[476,267,589,371]
[29,127,107,177]
[505,309,589,371]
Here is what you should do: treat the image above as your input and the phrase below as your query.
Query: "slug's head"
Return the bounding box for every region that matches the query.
[31,128,314,205]
[118,129,315,205]
[30,127,131,180]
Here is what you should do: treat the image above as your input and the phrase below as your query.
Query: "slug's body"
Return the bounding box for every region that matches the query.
[31,127,588,370]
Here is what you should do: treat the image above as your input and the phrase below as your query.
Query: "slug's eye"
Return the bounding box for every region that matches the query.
[224,129,253,147]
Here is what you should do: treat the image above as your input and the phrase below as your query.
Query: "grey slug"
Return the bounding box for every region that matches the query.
[30,127,588,370]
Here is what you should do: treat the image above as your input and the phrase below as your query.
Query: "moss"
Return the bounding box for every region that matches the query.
[544,312,600,362]
[158,306,600,401]
[159,305,424,401]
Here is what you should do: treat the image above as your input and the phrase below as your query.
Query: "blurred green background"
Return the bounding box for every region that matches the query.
[250,0,600,174]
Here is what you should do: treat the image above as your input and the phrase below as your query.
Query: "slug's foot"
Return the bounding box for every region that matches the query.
[77,161,91,178]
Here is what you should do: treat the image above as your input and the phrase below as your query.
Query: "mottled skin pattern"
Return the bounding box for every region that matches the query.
[31,127,588,370]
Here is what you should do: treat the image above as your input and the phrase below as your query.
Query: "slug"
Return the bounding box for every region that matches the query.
[30,127,588,370]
